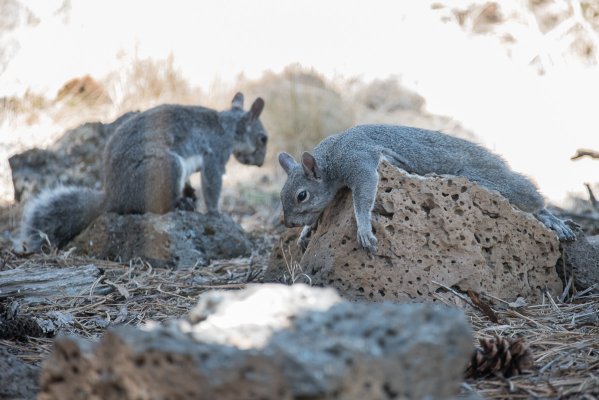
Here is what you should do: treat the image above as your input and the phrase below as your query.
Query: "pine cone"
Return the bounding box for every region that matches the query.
[0,316,44,340]
[0,299,43,340]
[465,335,533,378]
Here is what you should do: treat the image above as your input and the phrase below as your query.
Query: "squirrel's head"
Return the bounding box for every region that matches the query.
[227,92,268,166]
[278,151,335,228]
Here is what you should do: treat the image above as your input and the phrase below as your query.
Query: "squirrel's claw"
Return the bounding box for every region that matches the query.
[297,225,312,250]
[357,229,377,254]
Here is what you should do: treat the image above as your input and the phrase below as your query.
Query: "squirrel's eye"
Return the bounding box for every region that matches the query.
[297,190,309,203]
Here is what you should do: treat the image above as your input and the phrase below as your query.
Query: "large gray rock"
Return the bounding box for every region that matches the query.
[269,161,562,303]
[68,211,252,268]
[39,284,473,400]
[9,112,137,203]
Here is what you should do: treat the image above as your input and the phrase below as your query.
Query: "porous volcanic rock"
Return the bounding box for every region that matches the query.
[274,161,562,303]
[69,211,251,268]
[39,284,473,400]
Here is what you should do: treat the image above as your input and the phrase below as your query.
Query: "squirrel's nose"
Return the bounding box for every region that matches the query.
[282,215,294,228]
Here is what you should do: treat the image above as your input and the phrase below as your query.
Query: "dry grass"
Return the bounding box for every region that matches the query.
[242,64,355,160]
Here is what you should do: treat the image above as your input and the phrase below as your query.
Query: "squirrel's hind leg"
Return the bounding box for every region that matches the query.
[534,208,576,241]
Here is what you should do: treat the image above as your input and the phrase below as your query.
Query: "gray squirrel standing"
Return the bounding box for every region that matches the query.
[278,124,575,253]
[16,92,267,252]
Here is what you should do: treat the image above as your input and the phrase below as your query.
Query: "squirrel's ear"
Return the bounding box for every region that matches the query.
[231,92,244,110]
[278,152,298,174]
[301,152,321,180]
[249,97,265,119]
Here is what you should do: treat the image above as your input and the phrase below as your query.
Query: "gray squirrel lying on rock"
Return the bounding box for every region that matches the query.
[15,92,267,252]
[278,124,575,253]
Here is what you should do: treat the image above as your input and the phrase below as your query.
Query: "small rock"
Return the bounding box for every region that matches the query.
[559,224,599,293]
[69,211,252,268]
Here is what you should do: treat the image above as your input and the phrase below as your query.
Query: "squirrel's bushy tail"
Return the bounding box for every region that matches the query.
[14,186,105,252]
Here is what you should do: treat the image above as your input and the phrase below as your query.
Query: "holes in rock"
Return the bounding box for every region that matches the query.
[384,187,392,193]
[385,225,395,235]
[461,186,467,193]
[378,289,386,297]
[420,198,436,216]
[474,234,481,244]
[447,179,454,186]
[134,356,146,367]
[383,382,399,398]
[451,194,459,201]
[358,287,365,293]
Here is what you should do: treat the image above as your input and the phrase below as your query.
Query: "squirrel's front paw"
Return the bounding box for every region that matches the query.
[357,228,377,253]
[297,226,312,250]
[175,197,196,211]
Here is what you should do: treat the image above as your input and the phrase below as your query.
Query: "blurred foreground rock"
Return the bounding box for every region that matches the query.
[39,284,473,400]
[269,161,562,303]
[69,211,252,268]
[0,347,40,400]
[8,111,138,203]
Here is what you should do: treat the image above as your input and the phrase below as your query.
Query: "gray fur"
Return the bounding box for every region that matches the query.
[279,124,575,253]
[16,93,267,252]
[15,186,105,252]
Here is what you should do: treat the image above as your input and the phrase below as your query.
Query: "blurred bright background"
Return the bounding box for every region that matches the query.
[1,0,599,206]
